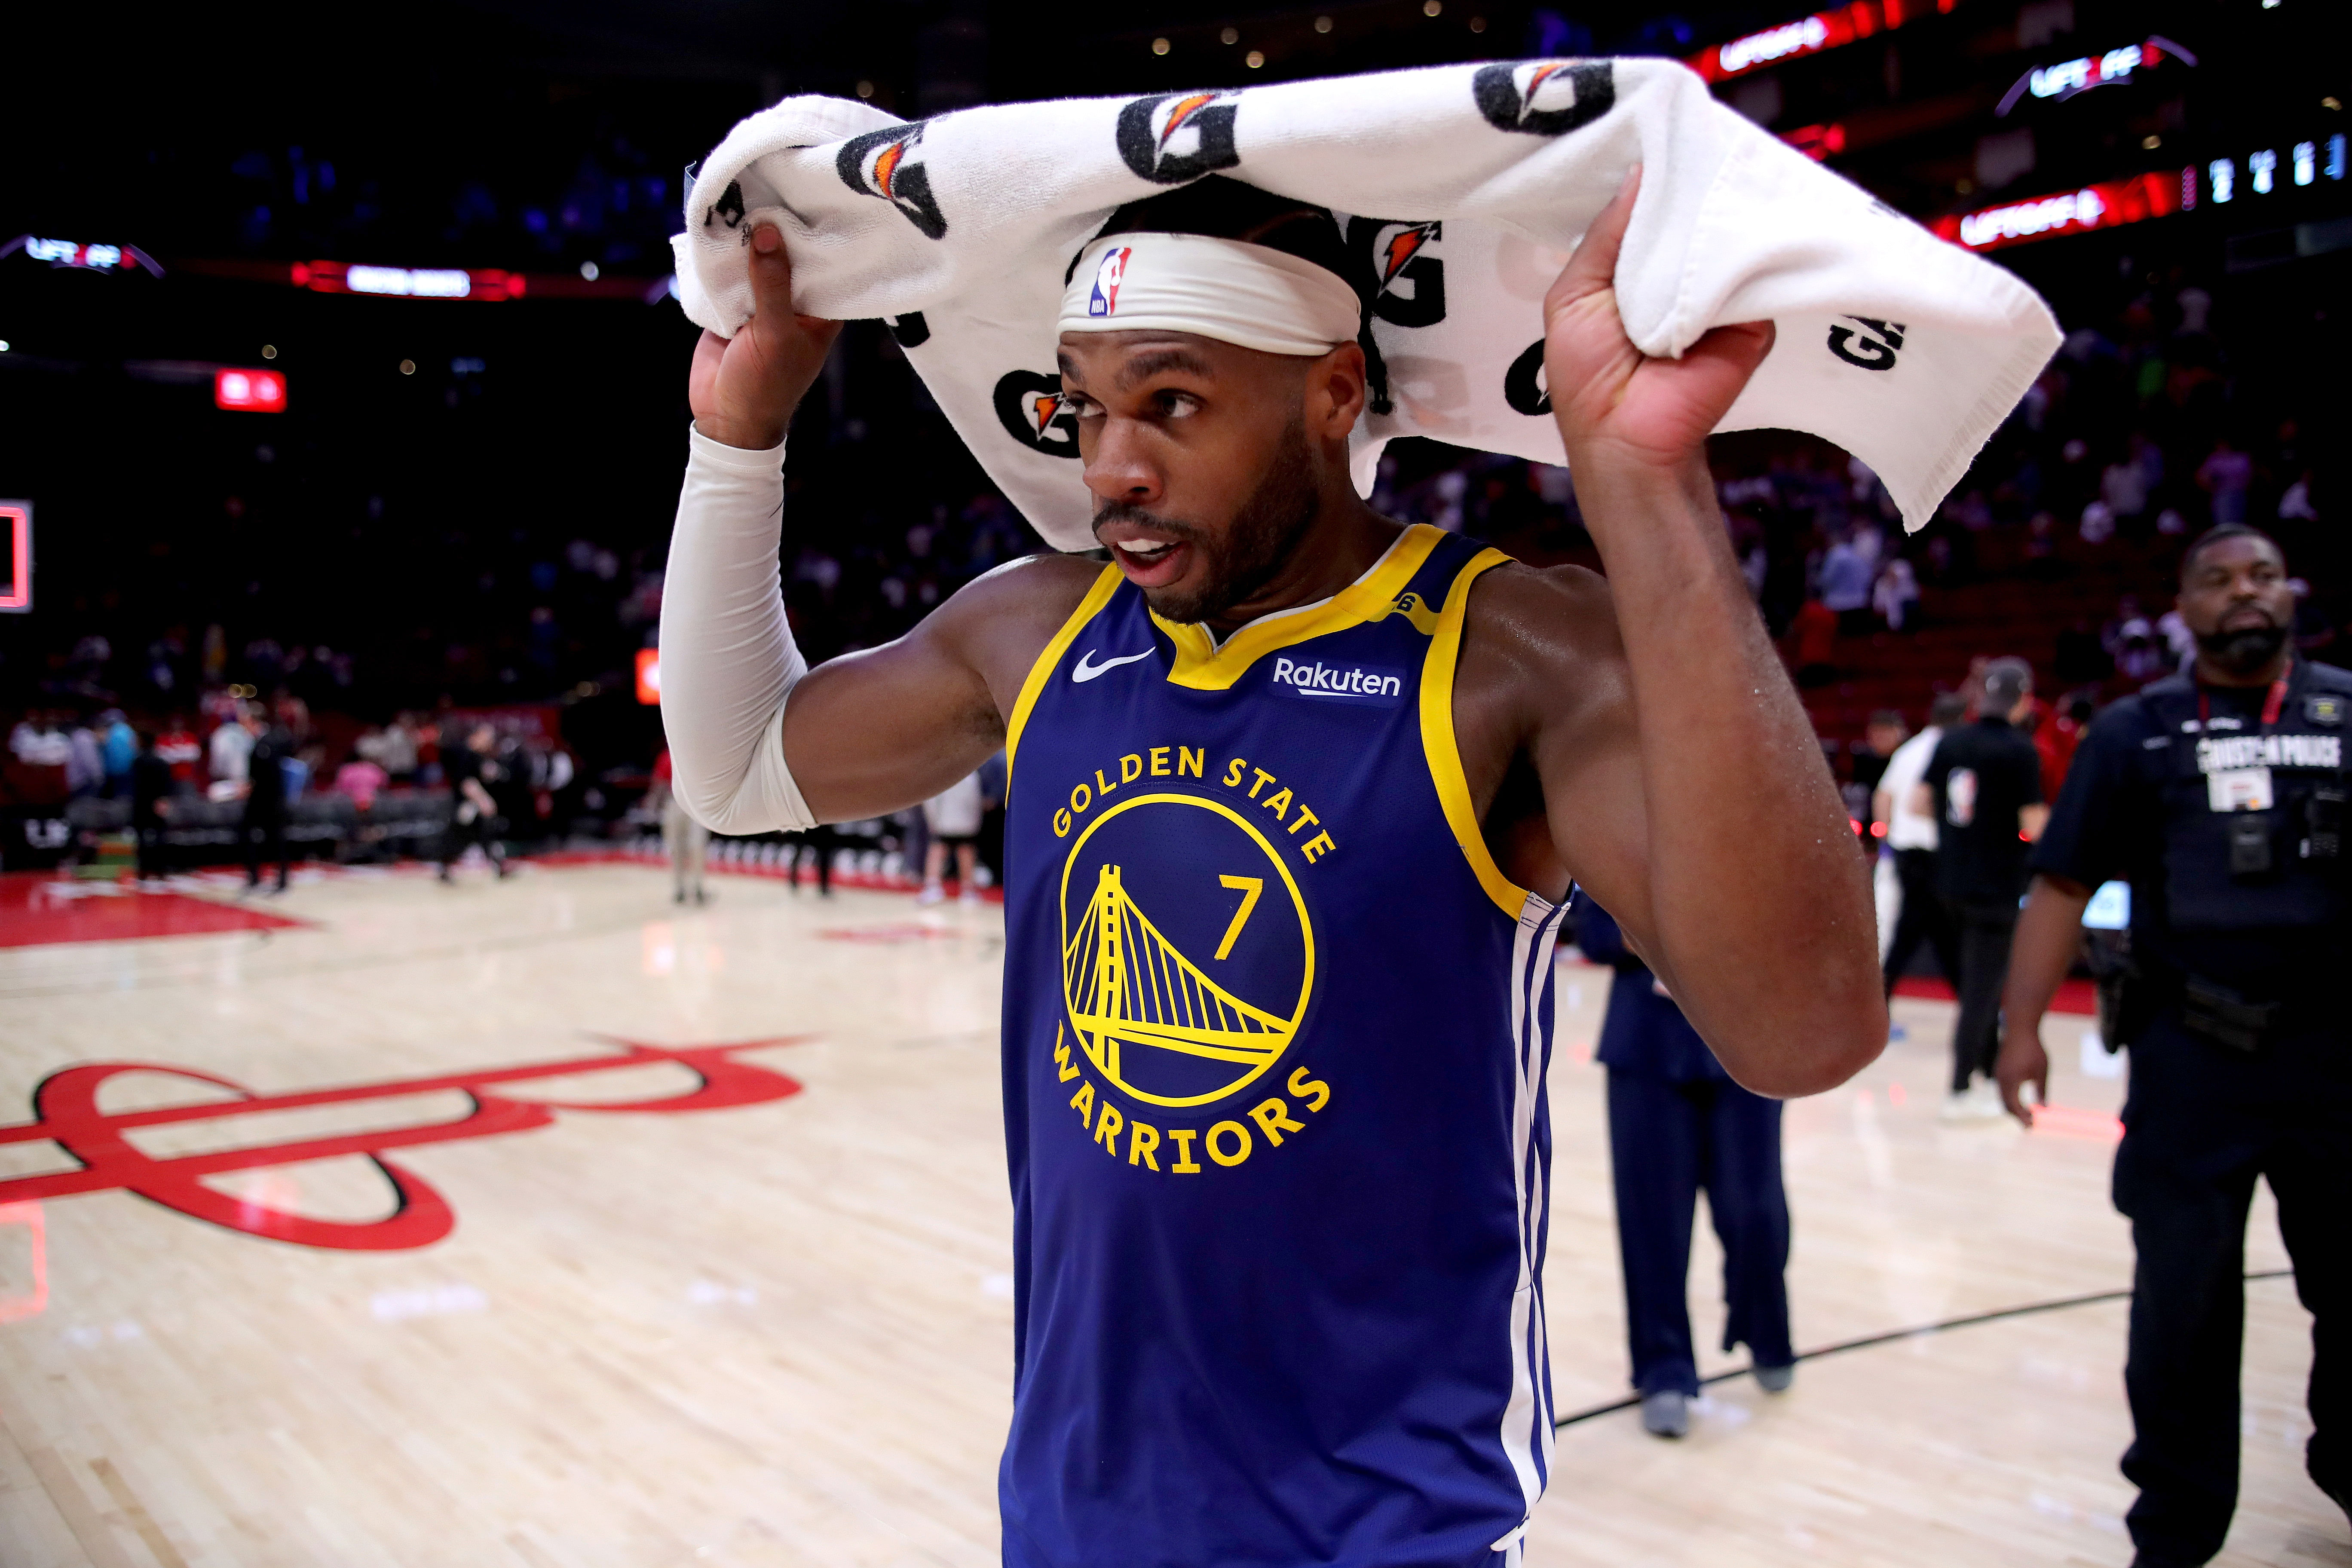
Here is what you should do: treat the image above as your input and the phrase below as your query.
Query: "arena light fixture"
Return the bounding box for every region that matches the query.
[1,235,164,276]
[636,648,662,706]
[0,503,31,613]
[2199,134,2346,204]
[1782,122,1848,159]
[214,368,289,412]
[1995,37,2196,117]
[1690,0,1958,86]
[294,260,523,302]
[1934,169,2184,251]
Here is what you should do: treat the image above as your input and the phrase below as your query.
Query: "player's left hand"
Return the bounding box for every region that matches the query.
[1994,1022,2048,1128]
[1542,168,1775,472]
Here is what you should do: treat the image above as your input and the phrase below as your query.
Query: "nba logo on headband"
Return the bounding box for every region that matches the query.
[1087,246,1133,317]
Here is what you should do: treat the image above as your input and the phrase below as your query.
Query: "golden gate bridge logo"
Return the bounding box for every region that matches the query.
[1060,795,1313,1108]
[0,1037,808,1252]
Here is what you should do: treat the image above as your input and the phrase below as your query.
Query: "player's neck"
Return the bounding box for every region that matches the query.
[1199,493,1403,639]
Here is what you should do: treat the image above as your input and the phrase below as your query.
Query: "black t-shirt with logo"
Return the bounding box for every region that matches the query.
[2033,665,2352,995]
[1923,717,2043,908]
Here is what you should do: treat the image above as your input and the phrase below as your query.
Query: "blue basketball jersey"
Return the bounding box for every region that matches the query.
[995,524,1568,1568]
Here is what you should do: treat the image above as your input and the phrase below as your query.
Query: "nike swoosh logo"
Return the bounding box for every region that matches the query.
[1071,647,1154,683]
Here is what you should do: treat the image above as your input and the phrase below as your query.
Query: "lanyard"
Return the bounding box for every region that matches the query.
[2196,666,2290,731]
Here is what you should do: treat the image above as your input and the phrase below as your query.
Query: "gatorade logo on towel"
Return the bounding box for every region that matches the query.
[1088,247,1133,318]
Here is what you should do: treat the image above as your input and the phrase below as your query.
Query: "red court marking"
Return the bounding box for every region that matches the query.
[2030,1103,2124,1142]
[1893,975,2098,1017]
[0,1201,46,1323]
[818,923,966,943]
[0,1036,809,1251]
[0,874,306,949]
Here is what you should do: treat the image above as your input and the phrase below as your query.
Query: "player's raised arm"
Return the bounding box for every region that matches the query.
[661,224,1090,832]
[1534,172,1886,1097]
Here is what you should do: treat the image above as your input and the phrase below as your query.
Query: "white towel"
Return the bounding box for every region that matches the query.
[671,58,2059,549]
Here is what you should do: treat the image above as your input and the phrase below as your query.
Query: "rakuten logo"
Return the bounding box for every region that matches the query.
[1270,656,1406,706]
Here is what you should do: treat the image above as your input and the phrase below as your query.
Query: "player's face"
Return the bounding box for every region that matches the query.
[1056,331,1341,625]
[2178,535,2294,672]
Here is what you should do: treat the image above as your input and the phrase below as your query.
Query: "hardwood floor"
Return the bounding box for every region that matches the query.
[0,862,2337,1566]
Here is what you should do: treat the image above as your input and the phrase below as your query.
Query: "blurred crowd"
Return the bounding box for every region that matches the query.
[3,253,2334,874]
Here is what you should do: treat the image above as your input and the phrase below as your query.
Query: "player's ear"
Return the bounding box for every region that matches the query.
[1306,343,1367,444]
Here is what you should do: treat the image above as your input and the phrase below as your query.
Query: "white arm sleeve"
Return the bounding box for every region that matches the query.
[657,425,816,834]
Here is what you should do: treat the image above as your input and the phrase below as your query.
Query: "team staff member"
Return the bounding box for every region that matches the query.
[1877,692,1966,1001]
[439,723,513,883]
[662,174,1883,1565]
[1577,897,1794,1442]
[1998,525,2349,1567]
[1913,658,2047,1121]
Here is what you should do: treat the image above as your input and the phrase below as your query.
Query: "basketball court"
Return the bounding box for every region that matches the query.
[0,860,2331,1567]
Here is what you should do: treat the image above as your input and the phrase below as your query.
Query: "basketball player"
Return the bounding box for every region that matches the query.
[662,172,1884,1565]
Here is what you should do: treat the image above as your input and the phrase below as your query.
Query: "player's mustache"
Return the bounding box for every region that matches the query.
[1091,503,1208,546]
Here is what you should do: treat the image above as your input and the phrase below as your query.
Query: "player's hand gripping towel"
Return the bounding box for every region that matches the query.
[671,58,2060,549]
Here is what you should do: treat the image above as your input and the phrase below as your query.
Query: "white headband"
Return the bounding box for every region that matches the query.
[1057,232,1362,358]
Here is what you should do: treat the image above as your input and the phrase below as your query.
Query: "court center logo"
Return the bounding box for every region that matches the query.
[994,370,1081,457]
[1060,794,1314,1109]
[1345,217,1447,329]
[1472,60,1616,137]
[1116,91,1242,184]
[0,1038,808,1253]
[836,122,949,239]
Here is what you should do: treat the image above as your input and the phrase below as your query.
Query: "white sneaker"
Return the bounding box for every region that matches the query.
[1940,1080,2005,1123]
[915,883,945,906]
[959,888,981,908]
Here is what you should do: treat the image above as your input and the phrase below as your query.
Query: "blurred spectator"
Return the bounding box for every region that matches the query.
[156,715,202,785]
[129,731,175,881]
[334,753,388,812]
[649,747,707,905]
[2196,438,2251,526]
[919,768,987,907]
[65,717,103,798]
[1914,661,2047,1121]
[240,707,296,894]
[1818,532,1874,635]
[1789,597,1838,687]
[209,704,254,791]
[2100,446,2150,523]
[98,710,136,798]
[9,711,69,766]
[1853,710,1906,795]
[439,722,512,882]
[1877,692,1966,1000]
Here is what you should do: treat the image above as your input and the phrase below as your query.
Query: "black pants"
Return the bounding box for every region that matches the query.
[2115,1014,2348,1564]
[1947,900,2016,1092]
[1606,1070,1793,1396]
[133,818,169,880]
[241,805,288,888]
[1881,848,1960,994]
[440,812,507,874]
[787,826,836,894]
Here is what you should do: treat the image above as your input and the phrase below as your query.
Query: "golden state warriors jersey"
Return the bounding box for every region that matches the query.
[997,524,1566,1567]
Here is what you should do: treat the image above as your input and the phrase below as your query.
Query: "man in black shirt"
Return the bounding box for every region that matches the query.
[128,731,176,882]
[240,709,296,894]
[439,722,513,883]
[1998,526,2350,1567]
[1913,657,2047,1119]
